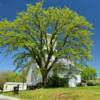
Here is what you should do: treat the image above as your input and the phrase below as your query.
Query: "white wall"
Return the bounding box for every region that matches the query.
[68,78,77,87]
[3,82,27,92]
[68,74,81,87]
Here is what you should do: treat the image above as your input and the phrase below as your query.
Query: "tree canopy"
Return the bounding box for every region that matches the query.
[81,66,97,80]
[0,2,93,86]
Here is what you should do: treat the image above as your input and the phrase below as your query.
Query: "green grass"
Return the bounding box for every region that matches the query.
[4,86,100,100]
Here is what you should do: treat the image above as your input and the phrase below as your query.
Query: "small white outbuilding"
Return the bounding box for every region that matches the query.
[3,82,27,92]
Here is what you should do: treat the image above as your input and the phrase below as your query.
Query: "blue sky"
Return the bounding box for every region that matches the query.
[0,0,100,75]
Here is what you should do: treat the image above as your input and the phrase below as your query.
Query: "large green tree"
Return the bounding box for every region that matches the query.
[0,2,93,86]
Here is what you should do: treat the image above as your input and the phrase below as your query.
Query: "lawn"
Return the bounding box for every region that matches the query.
[4,86,100,100]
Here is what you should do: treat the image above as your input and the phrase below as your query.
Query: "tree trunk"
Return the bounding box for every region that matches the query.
[42,71,48,87]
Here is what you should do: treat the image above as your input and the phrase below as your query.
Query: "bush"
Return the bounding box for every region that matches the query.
[88,80,100,86]
[48,75,68,87]
[94,82,100,86]
[27,83,42,90]
[87,82,96,86]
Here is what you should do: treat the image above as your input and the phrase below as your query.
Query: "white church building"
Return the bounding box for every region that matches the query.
[26,58,81,88]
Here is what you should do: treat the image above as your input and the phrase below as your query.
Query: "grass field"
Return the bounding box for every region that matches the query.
[4,86,100,100]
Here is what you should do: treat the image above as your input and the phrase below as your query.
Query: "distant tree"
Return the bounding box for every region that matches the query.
[0,2,93,86]
[0,72,7,88]
[0,71,23,88]
[81,66,97,80]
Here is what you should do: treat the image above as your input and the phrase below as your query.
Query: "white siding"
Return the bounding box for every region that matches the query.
[3,82,27,92]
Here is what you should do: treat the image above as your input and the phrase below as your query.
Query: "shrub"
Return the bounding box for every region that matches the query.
[87,80,100,86]
[87,82,96,86]
[48,75,68,87]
